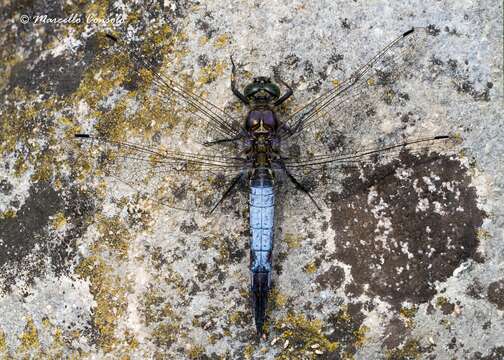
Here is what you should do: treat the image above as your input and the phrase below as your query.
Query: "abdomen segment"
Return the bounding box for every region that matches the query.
[249,185,275,334]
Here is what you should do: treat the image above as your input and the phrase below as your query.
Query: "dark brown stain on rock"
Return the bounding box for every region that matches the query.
[326,302,366,358]
[327,151,485,307]
[316,265,345,290]
[487,279,504,310]
[0,181,94,292]
[382,316,410,349]
[466,278,485,299]
[471,347,504,360]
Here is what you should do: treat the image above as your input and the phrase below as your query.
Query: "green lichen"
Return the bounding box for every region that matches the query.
[198,61,227,85]
[228,311,250,327]
[283,233,302,249]
[0,329,8,358]
[16,317,41,355]
[141,288,177,326]
[214,33,231,49]
[477,228,492,241]
[435,296,448,308]
[0,88,61,181]
[273,313,339,359]
[385,339,421,360]
[304,260,318,274]
[51,212,67,230]
[95,215,132,260]
[141,287,184,349]
[327,305,370,358]
[400,305,418,328]
[0,209,17,219]
[186,344,205,359]
[352,325,369,348]
[75,255,129,353]
[271,288,287,308]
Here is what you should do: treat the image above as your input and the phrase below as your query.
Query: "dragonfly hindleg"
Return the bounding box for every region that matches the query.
[283,166,322,211]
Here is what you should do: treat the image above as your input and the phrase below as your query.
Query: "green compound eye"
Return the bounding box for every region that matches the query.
[244,80,281,99]
[263,83,280,98]
[244,82,263,99]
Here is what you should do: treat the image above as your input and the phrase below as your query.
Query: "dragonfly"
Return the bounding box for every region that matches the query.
[74,27,451,336]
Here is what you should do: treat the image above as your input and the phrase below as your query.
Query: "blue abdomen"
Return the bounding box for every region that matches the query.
[249,184,275,290]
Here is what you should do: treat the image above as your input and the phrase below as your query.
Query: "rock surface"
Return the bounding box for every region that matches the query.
[0,0,502,359]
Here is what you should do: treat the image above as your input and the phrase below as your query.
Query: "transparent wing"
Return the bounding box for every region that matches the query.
[277,135,456,210]
[73,134,249,213]
[278,27,432,154]
[103,33,245,144]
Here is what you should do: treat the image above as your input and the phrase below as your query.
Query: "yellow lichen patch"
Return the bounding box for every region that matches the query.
[0,329,7,355]
[385,338,421,360]
[400,305,418,328]
[75,255,128,353]
[151,323,180,348]
[214,33,231,49]
[198,61,227,85]
[243,344,254,359]
[352,325,369,348]
[51,212,67,230]
[186,344,205,359]
[141,287,176,326]
[273,313,339,359]
[435,296,448,308]
[1,88,62,181]
[0,209,17,219]
[228,311,250,327]
[95,215,132,260]
[71,54,129,114]
[476,228,492,241]
[142,24,174,56]
[335,305,352,323]
[199,35,209,46]
[304,260,318,274]
[83,0,110,23]
[17,317,41,355]
[45,326,66,359]
[271,288,287,308]
[284,232,302,249]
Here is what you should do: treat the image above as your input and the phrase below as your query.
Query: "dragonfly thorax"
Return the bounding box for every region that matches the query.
[246,109,278,135]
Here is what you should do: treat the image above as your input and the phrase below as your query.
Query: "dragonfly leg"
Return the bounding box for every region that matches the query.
[203,136,243,147]
[273,78,293,106]
[282,165,322,211]
[230,56,250,105]
[209,173,244,214]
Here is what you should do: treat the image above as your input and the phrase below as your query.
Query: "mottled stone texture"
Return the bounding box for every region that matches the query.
[0,0,502,359]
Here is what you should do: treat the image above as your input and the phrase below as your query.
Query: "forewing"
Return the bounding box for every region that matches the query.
[103,33,245,144]
[279,27,431,156]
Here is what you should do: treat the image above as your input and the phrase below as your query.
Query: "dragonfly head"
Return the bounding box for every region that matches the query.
[244,77,281,103]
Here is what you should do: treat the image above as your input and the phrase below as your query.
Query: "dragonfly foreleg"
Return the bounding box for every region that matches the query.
[230,55,250,105]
